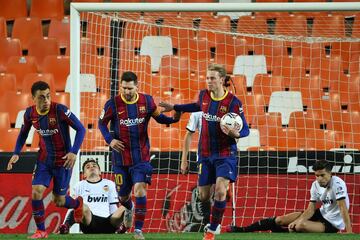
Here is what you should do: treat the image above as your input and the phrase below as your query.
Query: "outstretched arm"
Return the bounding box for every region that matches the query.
[159,102,201,113]
[153,110,181,124]
[338,199,352,233]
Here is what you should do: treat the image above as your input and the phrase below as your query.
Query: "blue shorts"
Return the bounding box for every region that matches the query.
[32,160,72,195]
[113,162,153,197]
[197,157,237,186]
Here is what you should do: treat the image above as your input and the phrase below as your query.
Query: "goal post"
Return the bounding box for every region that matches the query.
[69,2,360,233]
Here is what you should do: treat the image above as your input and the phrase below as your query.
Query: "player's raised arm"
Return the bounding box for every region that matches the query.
[149,96,181,124]
[7,108,32,170]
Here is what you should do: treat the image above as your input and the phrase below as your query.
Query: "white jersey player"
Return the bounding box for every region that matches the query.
[58,159,127,234]
[181,111,202,174]
[226,160,352,234]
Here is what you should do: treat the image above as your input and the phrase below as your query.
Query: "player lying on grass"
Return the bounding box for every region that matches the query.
[57,159,127,234]
[225,160,352,234]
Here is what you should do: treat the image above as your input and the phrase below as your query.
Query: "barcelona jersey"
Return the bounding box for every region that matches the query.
[99,93,177,167]
[175,90,249,159]
[14,102,85,166]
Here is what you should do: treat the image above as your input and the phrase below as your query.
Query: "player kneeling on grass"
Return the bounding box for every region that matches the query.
[225,160,352,234]
[57,159,128,234]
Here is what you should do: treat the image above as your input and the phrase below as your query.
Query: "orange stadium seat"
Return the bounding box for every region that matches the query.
[0,92,32,125]
[145,0,177,2]
[274,15,308,37]
[22,73,56,94]
[231,75,247,97]
[271,56,307,86]
[81,92,108,129]
[0,73,17,97]
[312,15,345,38]
[352,14,360,38]
[258,126,298,150]
[12,17,43,51]
[339,74,360,110]
[0,0,27,21]
[237,16,268,35]
[0,17,7,38]
[6,56,39,91]
[42,55,69,92]
[30,0,64,20]
[0,112,10,130]
[52,92,70,106]
[85,13,111,49]
[0,38,22,72]
[150,126,182,151]
[329,42,360,71]
[48,17,70,54]
[198,15,232,44]
[178,38,211,77]
[288,111,323,133]
[214,36,247,74]
[122,22,157,48]
[80,55,110,92]
[82,128,107,151]
[159,55,191,80]
[242,94,267,127]
[300,129,338,150]
[28,38,60,69]
[160,18,195,49]
[252,75,283,102]
[253,112,282,129]
[0,128,21,151]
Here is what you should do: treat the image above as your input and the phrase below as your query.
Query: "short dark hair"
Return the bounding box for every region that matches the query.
[121,71,138,85]
[312,160,332,172]
[31,81,50,96]
[82,159,100,172]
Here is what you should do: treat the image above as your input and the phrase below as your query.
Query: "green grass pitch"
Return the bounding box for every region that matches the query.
[0,233,359,240]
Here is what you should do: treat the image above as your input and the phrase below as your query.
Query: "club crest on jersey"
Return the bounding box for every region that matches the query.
[49,118,56,125]
[220,106,227,113]
[103,185,109,192]
[139,106,146,114]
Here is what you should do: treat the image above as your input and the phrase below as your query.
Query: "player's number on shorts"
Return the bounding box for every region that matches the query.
[115,174,123,185]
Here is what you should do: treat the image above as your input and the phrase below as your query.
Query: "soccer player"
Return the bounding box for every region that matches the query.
[225,160,353,234]
[159,63,250,240]
[58,159,128,234]
[98,71,181,240]
[6,81,86,239]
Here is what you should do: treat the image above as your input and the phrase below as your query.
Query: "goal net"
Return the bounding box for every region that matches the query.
[70,3,360,233]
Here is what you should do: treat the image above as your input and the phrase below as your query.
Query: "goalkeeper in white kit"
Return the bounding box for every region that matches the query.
[57,159,128,234]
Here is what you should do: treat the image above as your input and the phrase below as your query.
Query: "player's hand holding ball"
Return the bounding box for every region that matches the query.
[220,112,243,138]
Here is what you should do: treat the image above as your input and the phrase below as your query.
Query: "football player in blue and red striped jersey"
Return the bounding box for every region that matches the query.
[98,71,181,239]
[159,63,250,240]
[7,81,86,239]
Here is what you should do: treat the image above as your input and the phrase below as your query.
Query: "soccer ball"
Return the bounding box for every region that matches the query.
[220,112,243,135]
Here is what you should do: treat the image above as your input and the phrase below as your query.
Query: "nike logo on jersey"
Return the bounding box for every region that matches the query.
[118,111,125,115]
[202,102,208,105]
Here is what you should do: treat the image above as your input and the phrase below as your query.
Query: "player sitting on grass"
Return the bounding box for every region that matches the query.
[57,159,127,234]
[225,160,352,234]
